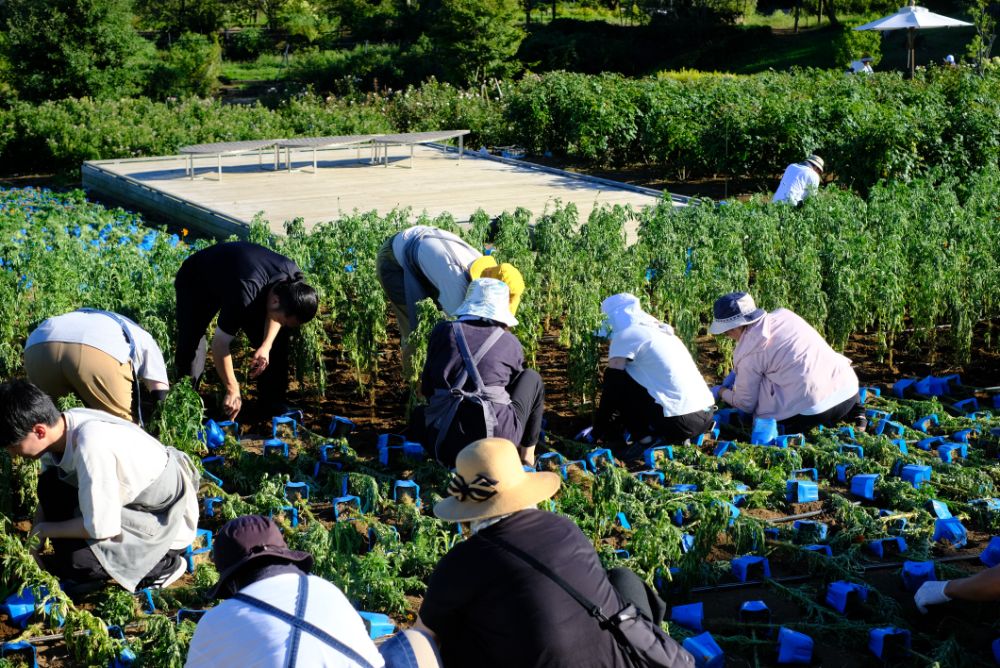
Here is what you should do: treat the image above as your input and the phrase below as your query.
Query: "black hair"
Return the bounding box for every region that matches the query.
[0,380,61,449]
[272,280,319,324]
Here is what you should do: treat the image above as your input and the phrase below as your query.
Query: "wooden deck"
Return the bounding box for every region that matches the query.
[82,143,684,240]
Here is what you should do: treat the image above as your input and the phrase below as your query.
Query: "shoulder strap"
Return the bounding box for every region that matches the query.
[233,577,377,668]
[479,532,609,624]
[453,322,505,393]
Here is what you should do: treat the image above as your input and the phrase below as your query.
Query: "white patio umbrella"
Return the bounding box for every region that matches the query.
[854,1,973,78]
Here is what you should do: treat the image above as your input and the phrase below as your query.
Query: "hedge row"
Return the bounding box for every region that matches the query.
[2,68,998,189]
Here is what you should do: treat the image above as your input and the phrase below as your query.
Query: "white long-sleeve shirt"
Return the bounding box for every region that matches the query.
[185,573,384,668]
[772,162,820,205]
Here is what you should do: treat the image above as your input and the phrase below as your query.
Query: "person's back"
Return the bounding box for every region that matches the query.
[735,308,857,420]
[772,161,820,204]
[420,509,631,668]
[186,572,381,668]
[180,241,302,309]
[615,321,713,417]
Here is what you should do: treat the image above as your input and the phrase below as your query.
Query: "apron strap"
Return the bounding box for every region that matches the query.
[233,575,376,668]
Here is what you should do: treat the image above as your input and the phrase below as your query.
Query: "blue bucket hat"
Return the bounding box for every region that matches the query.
[709,292,766,335]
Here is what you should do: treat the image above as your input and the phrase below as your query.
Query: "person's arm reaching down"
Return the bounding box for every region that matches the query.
[212,328,241,420]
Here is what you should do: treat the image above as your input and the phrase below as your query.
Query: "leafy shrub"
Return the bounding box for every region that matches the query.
[832,21,883,69]
[147,33,223,99]
[226,27,273,61]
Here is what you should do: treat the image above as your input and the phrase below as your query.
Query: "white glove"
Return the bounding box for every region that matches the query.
[914,580,951,613]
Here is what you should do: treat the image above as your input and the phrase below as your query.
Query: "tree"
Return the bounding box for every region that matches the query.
[966,0,998,75]
[132,0,230,35]
[0,0,153,102]
[427,0,524,85]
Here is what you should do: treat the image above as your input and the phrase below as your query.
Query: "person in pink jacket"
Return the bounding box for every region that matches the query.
[708,292,865,433]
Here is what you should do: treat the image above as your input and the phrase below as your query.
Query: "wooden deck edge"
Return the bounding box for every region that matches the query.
[81,162,251,239]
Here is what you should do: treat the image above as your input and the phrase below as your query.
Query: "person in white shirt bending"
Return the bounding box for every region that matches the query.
[591,293,715,458]
[0,380,199,594]
[772,154,824,205]
[185,515,386,668]
[24,309,170,425]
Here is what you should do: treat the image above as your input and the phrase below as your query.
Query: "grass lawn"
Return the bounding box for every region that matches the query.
[219,54,290,82]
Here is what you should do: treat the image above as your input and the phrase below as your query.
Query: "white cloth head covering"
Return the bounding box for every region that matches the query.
[454,278,518,327]
[600,293,673,337]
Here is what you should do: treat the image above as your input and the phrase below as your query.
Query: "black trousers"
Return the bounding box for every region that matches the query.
[509,368,545,449]
[174,265,290,407]
[595,369,713,445]
[38,469,181,591]
[779,393,865,434]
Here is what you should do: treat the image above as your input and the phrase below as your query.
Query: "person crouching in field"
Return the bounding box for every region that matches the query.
[0,380,199,594]
[418,278,543,468]
[709,292,866,433]
[591,294,716,459]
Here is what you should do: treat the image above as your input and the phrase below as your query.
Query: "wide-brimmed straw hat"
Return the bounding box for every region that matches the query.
[434,438,561,523]
[708,291,767,335]
[453,278,518,328]
[805,154,824,173]
[209,515,313,598]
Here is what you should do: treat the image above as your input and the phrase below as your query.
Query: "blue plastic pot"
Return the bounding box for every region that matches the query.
[616,511,632,530]
[839,443,864,459]
[739,600,770,626]
[825,581,868,614]
[1,588,52,629]
[859,386,880,404]
[992,638,1000,664]
[535,451,566,471]
[712,441,736,457]
[202,496,223,517]
[262,438,289,457]
[271,415,298,439]
[774,434,805,448]
[980,537,1000,568]
[869,627,911,661]
[643,445,674,468]
[912,414,939,432]
[217,420,240,442]
[875,419,906,438]
[328,415,356,438]
[925,499,952,519]
[377,433,426,467]
[902,465,932,489]
[777,627,813,664]
[850,474,879,500]
[731,555,771,582]
[392,480,422,508]
[671,484,699,493]
[202,419,225,449]
[868,536,907,559]
[358,611,396,640]
[803,544,832,557]
[750,417,778,445]
[792,520,828,542]
[952,428,977,443]
[901,561,936,592]
[891,438,909,454]
[733,483,749,506]
[836,464,852,484]
[284,481,309,501]
[938,442,967,463]
[1,641,37,668]
[917,436,946,451]
[932,517,968,548]
[333,495,362,521]
[683,632,724,668]
[786,480,819,504]
[585,448,615,472]
[954,397,979,412]
[681,533,695,553]
[670,602,704,631]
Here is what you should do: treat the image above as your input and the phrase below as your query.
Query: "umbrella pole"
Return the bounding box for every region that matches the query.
[908,27,915,78]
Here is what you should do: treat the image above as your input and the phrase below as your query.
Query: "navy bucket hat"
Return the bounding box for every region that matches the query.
[209,515,313,598]
[709,292,767,335]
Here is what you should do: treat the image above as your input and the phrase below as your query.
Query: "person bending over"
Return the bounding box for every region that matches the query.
[24,309,170,425]
[592,293,715,457]
[414,437,694,668]
[174,241,318,420]
[0,380,199,594]
[419,278,543,468]
[376,224,523,374]
[709,291,864,433]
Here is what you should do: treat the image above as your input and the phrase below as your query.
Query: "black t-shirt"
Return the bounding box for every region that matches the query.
[419,509,631,668]
[178,242,302,335]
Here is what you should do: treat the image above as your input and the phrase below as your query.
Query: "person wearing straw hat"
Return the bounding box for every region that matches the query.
[414,438,693,668]
[185,515,386,668]
[591,293,715,457]
[419,278,543,468]
[772,154,824,205]
[376,224,524,374]
[708,292,864,433]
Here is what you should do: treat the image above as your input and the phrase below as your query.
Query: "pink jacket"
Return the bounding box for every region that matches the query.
[719,309,858,421]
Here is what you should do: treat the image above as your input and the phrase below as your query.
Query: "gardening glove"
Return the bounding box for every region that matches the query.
[914,580,951,613]
[711,385,723,402]
[722,371,736,389]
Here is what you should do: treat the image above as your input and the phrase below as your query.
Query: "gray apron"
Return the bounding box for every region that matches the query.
[64,411,200,592]
[399,228,475,326]
[424,322,511,460]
